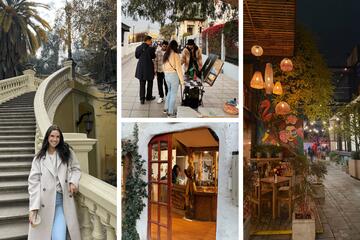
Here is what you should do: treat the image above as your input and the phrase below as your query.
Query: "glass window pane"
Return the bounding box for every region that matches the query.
[151,223,158,240]
[151,204,159,222]
[159,184,168,204]
[151,163,159,182]
[160,141,168,161]
[151,183,159,202]
[160,205,168,226]
[152,143,159,161]
[159,163,168,184]
[160,227,168,240]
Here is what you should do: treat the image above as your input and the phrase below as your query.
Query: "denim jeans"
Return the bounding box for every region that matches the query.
[164,72,180,115]
[52,192,66,240]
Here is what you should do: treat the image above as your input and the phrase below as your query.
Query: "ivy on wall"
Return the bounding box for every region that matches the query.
[122,124,147,240]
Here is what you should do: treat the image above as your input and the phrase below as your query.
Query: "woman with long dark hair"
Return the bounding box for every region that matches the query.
[28,125,81,240]
[163,40,184,117]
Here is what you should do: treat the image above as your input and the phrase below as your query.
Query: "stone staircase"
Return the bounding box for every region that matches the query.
[0,92,36,239]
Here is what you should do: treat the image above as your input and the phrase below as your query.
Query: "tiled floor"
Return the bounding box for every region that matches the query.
[121,55,238,118]
[250,163,360,240]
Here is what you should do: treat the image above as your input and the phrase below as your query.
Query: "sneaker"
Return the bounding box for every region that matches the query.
[167,113,176,118]
[157,98,164,104]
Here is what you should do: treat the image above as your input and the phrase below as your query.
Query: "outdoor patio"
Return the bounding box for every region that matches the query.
[249,163,360,240]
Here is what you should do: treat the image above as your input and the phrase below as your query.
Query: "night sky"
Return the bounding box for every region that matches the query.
[297,0,360,67]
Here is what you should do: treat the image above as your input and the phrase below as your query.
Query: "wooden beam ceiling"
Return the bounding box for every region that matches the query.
[244,0,296,57]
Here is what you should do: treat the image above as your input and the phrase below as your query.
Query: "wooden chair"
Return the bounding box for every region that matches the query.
[277,175,298,220]
[250,181,272,218]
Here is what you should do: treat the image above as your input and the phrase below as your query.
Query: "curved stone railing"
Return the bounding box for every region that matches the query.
[0,75,29,104]
[77,173,117,240]
[34,61,117,239]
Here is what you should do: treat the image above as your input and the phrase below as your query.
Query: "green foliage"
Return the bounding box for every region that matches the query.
[0,0,50,79]
[273,25,333,121]
[122,124,147,240]
[160,23,176,40]
[122,0,237,25]
[309,161,327,181]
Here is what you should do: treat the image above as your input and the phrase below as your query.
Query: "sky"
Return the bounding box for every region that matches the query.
[37,0,64,27]
[297,0,360,66]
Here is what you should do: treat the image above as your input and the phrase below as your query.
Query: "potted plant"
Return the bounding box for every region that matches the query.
[290,154,316,240]
[349,151,360,179]
[309,160,327,199]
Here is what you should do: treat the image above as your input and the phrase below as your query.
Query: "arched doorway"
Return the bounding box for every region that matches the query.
[148,128,219,240]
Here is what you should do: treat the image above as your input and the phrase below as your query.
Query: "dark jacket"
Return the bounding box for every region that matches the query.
[135,43,156,81]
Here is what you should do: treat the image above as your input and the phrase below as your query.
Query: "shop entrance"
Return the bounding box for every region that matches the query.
[148,128,219,240]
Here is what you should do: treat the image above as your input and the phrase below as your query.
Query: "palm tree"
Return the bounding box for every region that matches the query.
[0,0,51,79]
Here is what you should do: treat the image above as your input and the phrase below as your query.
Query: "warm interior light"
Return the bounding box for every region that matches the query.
[250,71,264,89]
[275,101,291,115]
[280,58,293,72]
[251,45,263,57]
[273,81,283,95]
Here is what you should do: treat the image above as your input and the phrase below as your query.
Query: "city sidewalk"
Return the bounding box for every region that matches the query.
[250,163,360,240]
[121,54,238,118]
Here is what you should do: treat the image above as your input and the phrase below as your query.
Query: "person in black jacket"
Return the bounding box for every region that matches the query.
[135,35,156,104]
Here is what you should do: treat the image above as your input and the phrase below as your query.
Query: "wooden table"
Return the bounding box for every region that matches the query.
[261,176,290,219]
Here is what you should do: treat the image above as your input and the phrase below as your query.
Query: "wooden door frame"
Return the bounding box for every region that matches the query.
[147,134,173,240]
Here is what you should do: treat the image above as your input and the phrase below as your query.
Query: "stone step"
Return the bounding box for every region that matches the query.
[0,204,28,222]
[0,181,28,192]
[0,147,34,154]
[0,126,35,131]
[0,122,35,127]
[0,172,29,182]
[0,162,32,170]
[0,130,35,136]
[0,154,34,162]
[0,111,35,117]
[0,142,34,148]
[0,136,35,142]
[0,105,33,109]
[0,220,28,240]
[0,117,35,121]
[0,108,34,113]
[0,192,28,204]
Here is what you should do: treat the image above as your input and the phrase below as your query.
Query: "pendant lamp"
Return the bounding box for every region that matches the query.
[273,81,283,95]
[280,58,293,72]
[250,71,264,89]
[275,101,291,115]
[264,63,273,94]
[251,45,263,57]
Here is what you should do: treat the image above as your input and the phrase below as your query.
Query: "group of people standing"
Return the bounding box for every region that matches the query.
[135,35,202,117]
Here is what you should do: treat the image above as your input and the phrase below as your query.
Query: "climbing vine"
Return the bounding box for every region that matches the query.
[122,123,147,240]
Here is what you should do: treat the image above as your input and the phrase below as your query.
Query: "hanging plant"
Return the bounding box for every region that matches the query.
[122,124,148,240]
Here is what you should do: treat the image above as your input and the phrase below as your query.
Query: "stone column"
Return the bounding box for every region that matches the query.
[64,133,97,174]
[23,69,36,91]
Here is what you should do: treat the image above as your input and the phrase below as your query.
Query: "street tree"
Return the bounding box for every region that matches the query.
[159,23,176,40]
[273,25,334,121]
[122,0,237,25]
[0,0,50,79]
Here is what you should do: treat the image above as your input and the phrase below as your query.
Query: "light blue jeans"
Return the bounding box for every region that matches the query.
[52,192,66,240]
[164,72,180,115]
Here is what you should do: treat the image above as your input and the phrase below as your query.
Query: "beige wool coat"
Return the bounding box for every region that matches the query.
[28,149,81,240]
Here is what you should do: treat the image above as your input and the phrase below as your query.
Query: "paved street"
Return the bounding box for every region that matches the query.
[250,163,360,240]
[121,55,238,118]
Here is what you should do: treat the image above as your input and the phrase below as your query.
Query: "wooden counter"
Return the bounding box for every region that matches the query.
[193,187,217,221]
[172,184,186,210]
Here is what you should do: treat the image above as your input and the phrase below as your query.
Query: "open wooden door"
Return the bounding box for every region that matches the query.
[148,134,172,240]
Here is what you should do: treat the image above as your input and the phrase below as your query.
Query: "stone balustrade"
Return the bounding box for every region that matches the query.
[0,75,29,104]
[77,173,117,240]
